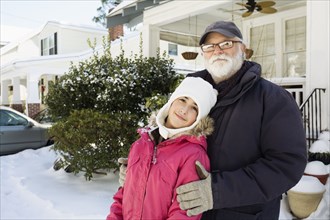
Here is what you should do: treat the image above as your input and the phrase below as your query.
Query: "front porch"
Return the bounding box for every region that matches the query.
[0,73,58,117]
[0,54,81,117]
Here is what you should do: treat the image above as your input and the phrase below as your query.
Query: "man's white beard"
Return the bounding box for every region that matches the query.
[204,50,244,83]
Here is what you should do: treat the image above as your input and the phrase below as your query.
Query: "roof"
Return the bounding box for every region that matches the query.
[0,45,104,79]
[0,21,107,56]
[106,0,170,28]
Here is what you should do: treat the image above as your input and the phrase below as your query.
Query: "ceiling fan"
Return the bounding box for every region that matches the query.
[236,0,277,17]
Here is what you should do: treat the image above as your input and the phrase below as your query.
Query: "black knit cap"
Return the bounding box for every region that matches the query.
[199,21,243,45]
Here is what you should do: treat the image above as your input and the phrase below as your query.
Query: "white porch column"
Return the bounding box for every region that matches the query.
[26,73,41,117]
[26,74,40,104]
[142,24,160,57]
[10,76,25,113]
[12,76,21,104]
[306,0,330,130]
[0,80,10,105]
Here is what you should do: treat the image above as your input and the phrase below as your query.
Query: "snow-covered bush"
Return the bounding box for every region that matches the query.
[46,38,183,180]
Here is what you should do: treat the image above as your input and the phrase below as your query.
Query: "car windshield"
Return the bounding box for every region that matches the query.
[0,110,28,126]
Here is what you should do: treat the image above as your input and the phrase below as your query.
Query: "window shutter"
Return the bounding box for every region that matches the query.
[54,32,57,54]
[41,39,43,56]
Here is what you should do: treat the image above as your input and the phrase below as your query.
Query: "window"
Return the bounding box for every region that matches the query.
[250,24,275,78]
[247,13,306,79]
[168,43,178,56]
[41,33,57,56]
[284,17,306,77]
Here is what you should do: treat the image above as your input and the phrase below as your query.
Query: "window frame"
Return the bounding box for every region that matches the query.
[0,110,28,126]
[41,32,57,56]
[243,7,306,79]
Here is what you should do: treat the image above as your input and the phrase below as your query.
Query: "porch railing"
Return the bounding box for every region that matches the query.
[299,88,326,148]
[282,85,304,106]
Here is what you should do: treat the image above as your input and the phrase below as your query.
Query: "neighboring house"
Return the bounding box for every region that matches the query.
[106,0,329,143]
[0,21,108,116]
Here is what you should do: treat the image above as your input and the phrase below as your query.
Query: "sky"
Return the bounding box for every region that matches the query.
[1,144,329,219]
[0,0,106,42]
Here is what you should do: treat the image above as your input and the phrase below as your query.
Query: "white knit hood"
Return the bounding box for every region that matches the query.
[156,77,218,139]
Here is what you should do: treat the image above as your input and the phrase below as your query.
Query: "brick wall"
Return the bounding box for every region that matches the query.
[11,104,24,113]
[109,25,123,41]
[27,103,40,118]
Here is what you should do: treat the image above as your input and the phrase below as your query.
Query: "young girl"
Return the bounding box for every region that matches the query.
[107,77,218,220]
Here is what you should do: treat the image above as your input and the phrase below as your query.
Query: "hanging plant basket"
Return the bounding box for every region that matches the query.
[182,51,198,60]
[245,48,254,59]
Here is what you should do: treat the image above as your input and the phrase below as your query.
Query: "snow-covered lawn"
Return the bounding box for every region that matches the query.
[0,147,119,219]
[1,146,329,219]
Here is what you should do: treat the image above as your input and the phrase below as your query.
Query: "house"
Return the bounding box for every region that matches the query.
[1,1,328,141]
[0,21,108,117]
[105,0,329,143]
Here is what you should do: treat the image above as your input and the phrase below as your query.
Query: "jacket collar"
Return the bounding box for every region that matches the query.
[188,61,261,107]
[145,112,214,141]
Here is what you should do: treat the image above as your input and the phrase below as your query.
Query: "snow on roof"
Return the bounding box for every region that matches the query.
[0,21,107,56]
[107,0,137,17]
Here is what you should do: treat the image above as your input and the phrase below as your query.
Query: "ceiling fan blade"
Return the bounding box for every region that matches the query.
[256,1,276,8]
[226,8,247,12]
[242,11,253,17]
[260,7,277,13]
[236,2,249,7]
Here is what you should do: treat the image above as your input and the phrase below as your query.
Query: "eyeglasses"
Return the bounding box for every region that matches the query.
[201,40,242,52]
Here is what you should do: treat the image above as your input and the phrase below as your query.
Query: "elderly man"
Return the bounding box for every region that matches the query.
[118,21,307,220]
[175,20,307,220]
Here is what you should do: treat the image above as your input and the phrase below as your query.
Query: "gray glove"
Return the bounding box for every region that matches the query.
[176,161,213,216]
[118,157,128,187]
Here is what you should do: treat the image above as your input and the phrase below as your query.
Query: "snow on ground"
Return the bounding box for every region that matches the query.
[1,146,329,219]
[1,146,119,219]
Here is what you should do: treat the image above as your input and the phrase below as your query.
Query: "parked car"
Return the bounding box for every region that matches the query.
[0,106,53,156]
[32,108,71,172]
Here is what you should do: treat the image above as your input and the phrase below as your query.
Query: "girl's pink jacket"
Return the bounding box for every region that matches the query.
[107,117,213,220]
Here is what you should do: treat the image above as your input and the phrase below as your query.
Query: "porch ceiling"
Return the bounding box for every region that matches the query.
[157,0,305,38]
[160,31,199,47]
[107,0,306,34]
[105,0,306,48]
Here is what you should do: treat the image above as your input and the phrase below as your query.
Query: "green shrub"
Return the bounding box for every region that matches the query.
[308,152,330,165]
[46,41,182,123]
[45,38,183,180]
[50,109,139,180]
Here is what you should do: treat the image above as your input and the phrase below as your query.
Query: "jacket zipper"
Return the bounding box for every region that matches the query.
[148,128,163,165]
[148,128,158,165]
[152,145,157,164]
